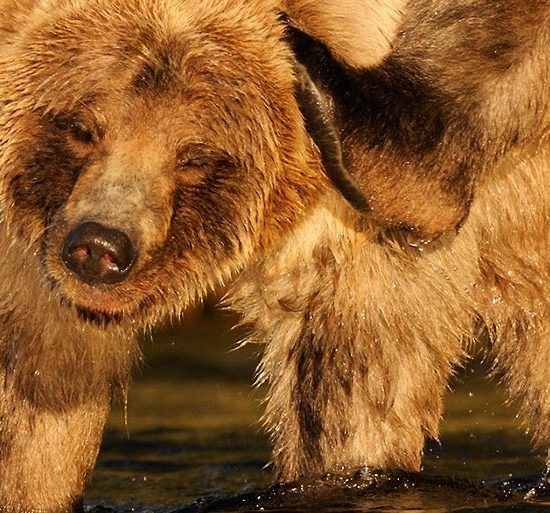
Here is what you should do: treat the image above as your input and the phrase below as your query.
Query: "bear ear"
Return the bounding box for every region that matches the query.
[290,27,474,242]
[293,61,371,215]
[281,0,407,69]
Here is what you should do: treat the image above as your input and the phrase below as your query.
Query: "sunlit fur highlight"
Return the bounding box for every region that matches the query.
[2,0,550,511]
[0,0,321,511]
[280,0,407,68]
[229,0,550,482]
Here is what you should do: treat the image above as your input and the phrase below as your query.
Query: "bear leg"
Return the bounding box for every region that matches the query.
[0,384,111,513]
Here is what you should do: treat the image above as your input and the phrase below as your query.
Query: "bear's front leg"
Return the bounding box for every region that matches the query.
[487,305,550,477]
[0,382,111,513]
[259,290,465,481]
[0,282,137,513]
[230,205,479,481]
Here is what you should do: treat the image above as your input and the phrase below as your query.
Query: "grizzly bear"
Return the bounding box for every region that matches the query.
[1,0,550,512]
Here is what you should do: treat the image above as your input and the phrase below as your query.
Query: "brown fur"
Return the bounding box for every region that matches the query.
[229,0,550,481]
[281,0,406,68]
[1,0,550,510]
[0,0,320,510]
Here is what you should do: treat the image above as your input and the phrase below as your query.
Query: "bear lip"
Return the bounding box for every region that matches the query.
[80,284,128,310]
[56,279,131,316]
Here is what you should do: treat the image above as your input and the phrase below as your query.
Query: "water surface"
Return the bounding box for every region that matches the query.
[85,310,550,512]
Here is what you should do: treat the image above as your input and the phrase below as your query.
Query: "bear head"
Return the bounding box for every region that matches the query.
[0,0,323,326]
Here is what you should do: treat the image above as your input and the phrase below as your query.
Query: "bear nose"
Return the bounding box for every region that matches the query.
[62,222,136,285]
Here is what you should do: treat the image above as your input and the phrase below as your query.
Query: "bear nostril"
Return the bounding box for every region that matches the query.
[62,222,137,285]
[72,246,91,262]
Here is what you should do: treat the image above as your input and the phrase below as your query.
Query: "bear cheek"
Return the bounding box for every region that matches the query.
[7,137,83,241]
[130,172,252,308]
[170,171,256,259]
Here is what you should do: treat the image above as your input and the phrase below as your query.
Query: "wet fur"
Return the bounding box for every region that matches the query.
[0,1,320,511]
[228,0,550,480]
[1,0,550,511]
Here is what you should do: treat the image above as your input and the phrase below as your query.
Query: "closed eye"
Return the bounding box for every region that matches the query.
[51,115,101,146]
[68,121,96,145]
[177,145,235,171]
[178,156,211,169]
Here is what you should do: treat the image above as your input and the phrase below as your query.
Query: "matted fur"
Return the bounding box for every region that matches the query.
[2,0,550,511]
[228,0,550,480]
[0,0,321,511]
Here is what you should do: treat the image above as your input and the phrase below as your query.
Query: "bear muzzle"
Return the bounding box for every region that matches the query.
[62,221,137,285]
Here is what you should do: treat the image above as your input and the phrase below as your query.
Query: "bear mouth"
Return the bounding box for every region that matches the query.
[53,277,158,327]
[75,304,123,326]
[58,292,124,326]
[48,272,131,325]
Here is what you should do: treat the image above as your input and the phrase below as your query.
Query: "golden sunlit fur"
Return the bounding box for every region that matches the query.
[280,0,406,68]
[229,0,550,481]
[2,0,550,511]
[0,0,320,511]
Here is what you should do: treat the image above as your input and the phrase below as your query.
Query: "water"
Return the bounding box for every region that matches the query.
[85,309,550,512]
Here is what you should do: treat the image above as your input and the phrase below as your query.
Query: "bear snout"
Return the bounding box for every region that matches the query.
[62,221,137,285]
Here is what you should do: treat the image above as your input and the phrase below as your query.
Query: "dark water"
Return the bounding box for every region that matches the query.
[85,310,550,512]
